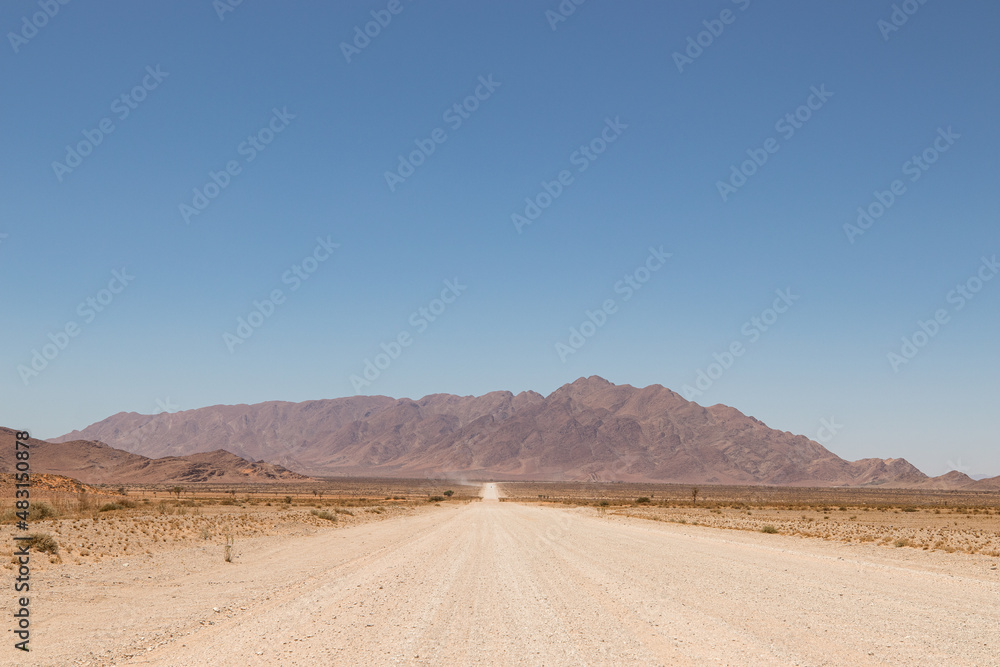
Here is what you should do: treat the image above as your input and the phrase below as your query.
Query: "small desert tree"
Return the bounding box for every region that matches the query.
[443,490,454,497]
[691,487,699,505]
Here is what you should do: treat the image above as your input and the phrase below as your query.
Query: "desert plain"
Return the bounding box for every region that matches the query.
[2,478,999,666]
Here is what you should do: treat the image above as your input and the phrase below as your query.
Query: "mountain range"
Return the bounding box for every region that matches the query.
[47,377,997,488]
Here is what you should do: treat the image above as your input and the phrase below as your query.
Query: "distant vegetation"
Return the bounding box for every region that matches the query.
[98,500,136,512]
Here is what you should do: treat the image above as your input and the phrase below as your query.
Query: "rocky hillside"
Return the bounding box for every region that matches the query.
[49,377,963,487]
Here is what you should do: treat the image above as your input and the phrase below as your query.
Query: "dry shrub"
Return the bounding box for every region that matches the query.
[22,533,59,555]
[30,502,58,521]
[98,500,135,512]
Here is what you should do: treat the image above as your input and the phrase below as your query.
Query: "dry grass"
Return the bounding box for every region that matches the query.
[500,481,1000,509]
[502,482,1000,556]
[0,479,476,570]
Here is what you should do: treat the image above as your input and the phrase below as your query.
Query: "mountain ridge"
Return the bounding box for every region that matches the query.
[49,377,985,488]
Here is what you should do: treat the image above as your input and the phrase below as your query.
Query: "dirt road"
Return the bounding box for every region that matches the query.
[14,488,1000,666]
[479,482,501,500]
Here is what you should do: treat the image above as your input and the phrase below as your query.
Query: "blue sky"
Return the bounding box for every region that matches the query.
[1,1,997,477]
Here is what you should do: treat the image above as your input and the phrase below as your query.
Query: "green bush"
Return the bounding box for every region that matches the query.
[428,496,445,502]
[761,525,779,534]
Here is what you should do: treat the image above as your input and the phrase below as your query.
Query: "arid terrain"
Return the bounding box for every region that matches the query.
[2,482,998,666]
[501,482,1000,557]
[0,478,476,568]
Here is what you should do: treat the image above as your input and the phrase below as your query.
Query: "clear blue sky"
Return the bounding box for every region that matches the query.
[2,1,997,477]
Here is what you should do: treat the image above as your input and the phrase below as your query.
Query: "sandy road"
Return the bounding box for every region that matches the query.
[14,487,1000,666]
[479,482,501,500]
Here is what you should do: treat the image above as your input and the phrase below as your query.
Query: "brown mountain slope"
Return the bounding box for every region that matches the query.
[970,475,1000,491]
[915,470,977,490]
[1,427,309,484]
[53,377,938,487]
